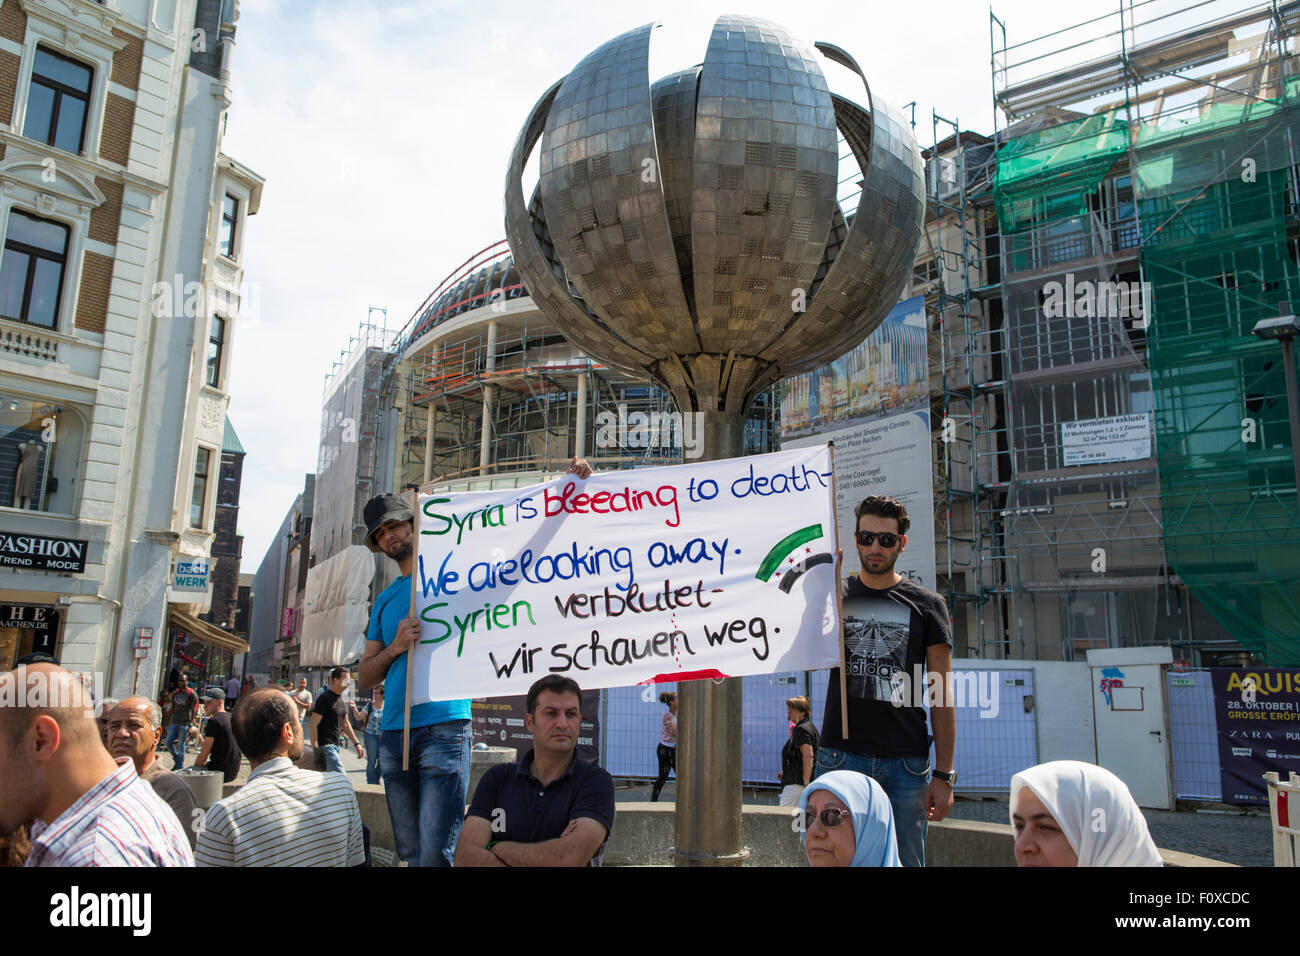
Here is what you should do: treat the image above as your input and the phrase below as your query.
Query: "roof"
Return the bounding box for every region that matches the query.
[222,416,245,455]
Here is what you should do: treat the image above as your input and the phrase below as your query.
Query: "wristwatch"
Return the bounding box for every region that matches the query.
[933,769,956,787]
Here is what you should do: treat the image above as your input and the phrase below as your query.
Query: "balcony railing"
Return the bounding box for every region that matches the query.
[0,318,62,362]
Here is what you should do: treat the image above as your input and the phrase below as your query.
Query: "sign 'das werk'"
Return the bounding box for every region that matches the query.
[409,446,842,703]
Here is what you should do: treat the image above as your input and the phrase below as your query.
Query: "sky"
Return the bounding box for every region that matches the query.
[223,0,1136,568]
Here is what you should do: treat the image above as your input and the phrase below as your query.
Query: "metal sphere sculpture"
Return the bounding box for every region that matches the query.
[505,15,925,419]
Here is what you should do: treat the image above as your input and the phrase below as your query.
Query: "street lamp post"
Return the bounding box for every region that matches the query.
[1250,307,1300,492]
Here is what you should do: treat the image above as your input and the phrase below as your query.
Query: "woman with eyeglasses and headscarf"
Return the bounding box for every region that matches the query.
[797,770,901,867]
[1010,760,1163,867]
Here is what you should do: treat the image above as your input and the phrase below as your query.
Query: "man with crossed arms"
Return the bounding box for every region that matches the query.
[456,675,614,867]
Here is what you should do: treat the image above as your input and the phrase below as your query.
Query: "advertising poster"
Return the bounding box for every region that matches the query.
[780,295,936,590]
[471,690,601,763]
[1210,667,1300,805]
[1061,412,1152,467]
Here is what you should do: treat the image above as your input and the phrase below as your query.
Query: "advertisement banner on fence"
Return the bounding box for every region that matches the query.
[1210,667,1300,805]
[409,446,842,704]
[471,691,601,764]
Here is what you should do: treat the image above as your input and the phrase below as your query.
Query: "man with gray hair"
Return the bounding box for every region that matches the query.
[95,696,117,750]
[108,697,200,848]
[0,664,193,866]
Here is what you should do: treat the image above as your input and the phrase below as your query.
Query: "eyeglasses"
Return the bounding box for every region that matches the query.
[855,531,900,547]
[803,807,850,830]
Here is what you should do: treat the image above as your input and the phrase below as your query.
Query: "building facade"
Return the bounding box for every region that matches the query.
[925,1,1296,665]
[0,0,263,696]
[194,414,243,677]
[246,473,312,683]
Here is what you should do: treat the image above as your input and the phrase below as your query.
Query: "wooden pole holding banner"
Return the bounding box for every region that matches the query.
[403,487,420,771]
[827,441,849,741]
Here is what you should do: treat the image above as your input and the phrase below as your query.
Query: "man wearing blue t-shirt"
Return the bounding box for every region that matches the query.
[357,460,591,867]
[358,491,471,867]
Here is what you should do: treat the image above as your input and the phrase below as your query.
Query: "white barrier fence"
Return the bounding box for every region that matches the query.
[1265,771,1299,866]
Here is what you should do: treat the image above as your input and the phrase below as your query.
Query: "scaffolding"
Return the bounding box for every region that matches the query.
[390,245,779,493]
[978,0,1300,664]
[926,117,1008,658]
[315,310,392,562]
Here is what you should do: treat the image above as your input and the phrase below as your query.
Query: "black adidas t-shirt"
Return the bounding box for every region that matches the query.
[820,576,952,758]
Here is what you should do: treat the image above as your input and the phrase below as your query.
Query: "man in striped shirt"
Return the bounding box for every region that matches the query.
[0,664,194,866]
[195,688,364,867]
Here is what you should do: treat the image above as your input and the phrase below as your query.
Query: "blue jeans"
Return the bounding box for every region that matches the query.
[364,732,383,784]
[379,721,470,867]
[320,744,345,773]
[815,747,931,867]
[165,723,188,770]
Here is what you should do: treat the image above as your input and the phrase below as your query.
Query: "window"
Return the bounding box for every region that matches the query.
[219,194,239,259]
[23,48,92,154]
[190,447,211,529]
[0,211,69,329]
[0,394,84,515]
[912,258,940,286]
[206,316,225,388]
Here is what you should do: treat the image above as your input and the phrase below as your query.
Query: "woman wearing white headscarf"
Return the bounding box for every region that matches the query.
[1010,760,1163,867]
[797,770,902,867]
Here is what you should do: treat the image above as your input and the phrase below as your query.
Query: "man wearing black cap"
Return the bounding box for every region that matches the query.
[192,688,242,783]
[358,457,591,867]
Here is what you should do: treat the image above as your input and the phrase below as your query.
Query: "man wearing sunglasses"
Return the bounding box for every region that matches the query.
[815,495,955,867]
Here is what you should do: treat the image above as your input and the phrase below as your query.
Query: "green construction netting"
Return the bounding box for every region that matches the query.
[994,93,1300,665]
[1140,162,1300,666]
[995,110,1129,232]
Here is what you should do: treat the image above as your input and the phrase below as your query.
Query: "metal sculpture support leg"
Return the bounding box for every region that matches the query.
[673,411,749,865]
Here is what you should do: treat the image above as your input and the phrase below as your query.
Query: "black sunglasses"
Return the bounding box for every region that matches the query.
[803,807,850,830]
[855,531,900,547]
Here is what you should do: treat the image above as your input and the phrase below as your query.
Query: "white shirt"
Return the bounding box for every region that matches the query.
[194,757,364,867]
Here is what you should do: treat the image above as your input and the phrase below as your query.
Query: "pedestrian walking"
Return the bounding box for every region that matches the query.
[310,667,364,773]
[361,685,384,785]
[779,695,818,807]
[193,689,242,783]
[224,674,241,709]
[650,691,676,801]
[162,674,200,770]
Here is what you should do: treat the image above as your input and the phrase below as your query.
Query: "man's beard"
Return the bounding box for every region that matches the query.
[859,548,898,575]
[386,541,412,562]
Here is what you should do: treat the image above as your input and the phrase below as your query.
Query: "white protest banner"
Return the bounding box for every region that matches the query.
[409,445,842,703]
